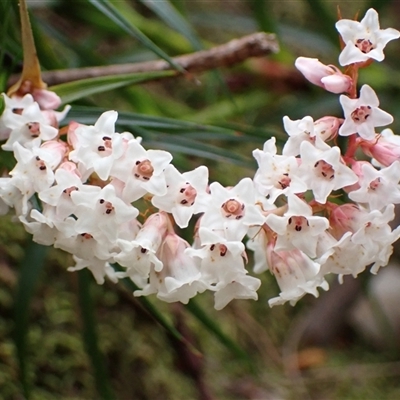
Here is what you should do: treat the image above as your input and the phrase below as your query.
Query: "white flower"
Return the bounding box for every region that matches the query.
[39,168,100,219]
[265,194,329,258]
[253,137,307,202]
[68,255,119,285]
[200,178,265,241]
[111,139,172,202]
[267,248,329,307]
[336,8,400,66]
[339,85,393,140]
[151,165,209,228]
[70,184,139,243]
[348,161,400,210]
[282,116,330,156]
[298,141,358,204]
[1,98,58,151]
[134,233,207,304]
[69,110,126,180]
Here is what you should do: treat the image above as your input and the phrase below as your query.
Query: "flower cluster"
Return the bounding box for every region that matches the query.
[1,8,400,309]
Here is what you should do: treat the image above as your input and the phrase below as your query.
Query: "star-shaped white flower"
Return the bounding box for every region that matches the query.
[336,8,400,66]
[339,85,393,140]
[200,178,265,241]
[151,165,209,228]
[111,139,172,202]
[298,141,358,204]
[69,110,127,180]
[282,116,330,156]
[253,137,307,202]
[348,161,400,210]
[265,194,329,258]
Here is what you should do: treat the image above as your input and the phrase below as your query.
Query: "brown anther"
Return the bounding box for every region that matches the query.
[98,146,106,152]
[210,244,215,251]
[99,199,105,204]
[180,199,188,205]
[140,247,147,254]
[81,233,93,239]
[12,108,23,115]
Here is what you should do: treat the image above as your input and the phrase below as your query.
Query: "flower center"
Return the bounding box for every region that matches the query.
[276,173,291,189]
[134,159,154,181]
[27,122,40,137]
[35,156,47,171]
[351,105,372,123]
[288,216,309,232]
[178,182,197,206]
[221,198,245,219]
[63,186,79,196]
[99,198,114,214]
[368,177,381,191]
[81,233,93,239]
[314,160,335,180]
[355,38,374,54]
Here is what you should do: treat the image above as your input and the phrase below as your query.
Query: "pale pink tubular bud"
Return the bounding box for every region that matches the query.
[329,203,361,239]
[59,161,82,178]
[67,121,81,149]
[40,140,68,167]
[295,57,352,94]
[32,88,62,110]
[136,212,169,252]
[360,138,400,167]
[314,116,343,141]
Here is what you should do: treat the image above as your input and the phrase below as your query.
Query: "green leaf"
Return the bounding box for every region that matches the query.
[117,269,202,357]
[77,269,115,400]
[13,242,48,399]
[139,0,203,51]
[186,299,254,369]
[88,0,185,72]
[50,70,176,104]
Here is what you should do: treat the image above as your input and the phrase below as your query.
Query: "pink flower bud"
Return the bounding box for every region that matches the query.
[40,140,68,166]
[67,121,81,149]
[329,203,362,239]
[32,88,62,110]
[314,116,343,141]
[59,161,82,178]
[360,136,400,167]
[295,57,353,94]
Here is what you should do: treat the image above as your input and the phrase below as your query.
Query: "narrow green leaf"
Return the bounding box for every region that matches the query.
[77,269,115,400]
[88,0,185,72]
[13,242,48,399]
[186,299,254,367]
[250,0,277,33]
[302,0,338,43]
[50,70,176,104]
[140,0,203,51]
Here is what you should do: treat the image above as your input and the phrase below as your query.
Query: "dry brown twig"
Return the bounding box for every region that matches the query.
[8,32,279,87]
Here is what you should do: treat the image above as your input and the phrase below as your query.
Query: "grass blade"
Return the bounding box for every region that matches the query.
[140,0,203,51]
[186,299,254,368]
[50,70,176,104]
[77,269,115,400]
[88,0,185,72]
[13,242,48,399]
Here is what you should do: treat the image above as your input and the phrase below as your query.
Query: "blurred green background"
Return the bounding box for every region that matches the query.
[2,0,400,399]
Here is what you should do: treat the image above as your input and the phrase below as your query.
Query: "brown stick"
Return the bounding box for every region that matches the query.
[8,32,279,87]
